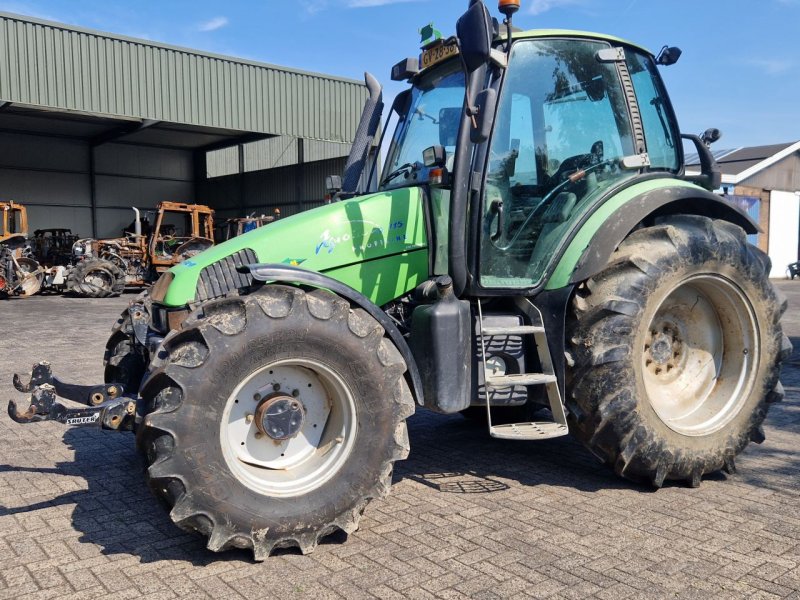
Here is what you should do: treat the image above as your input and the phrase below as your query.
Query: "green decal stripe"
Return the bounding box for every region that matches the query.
[546,179,700,290]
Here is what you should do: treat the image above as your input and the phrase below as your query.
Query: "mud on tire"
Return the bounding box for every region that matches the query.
[67,258,125,298]
[136,285,415,560]
[567,216,791,487]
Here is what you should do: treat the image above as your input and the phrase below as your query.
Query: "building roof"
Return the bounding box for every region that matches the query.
[686,141,800,185]
[0,12,368,143]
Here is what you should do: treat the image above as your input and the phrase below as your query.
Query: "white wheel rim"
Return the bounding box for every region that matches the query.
[219,358,357,497]
[642,274,759,436]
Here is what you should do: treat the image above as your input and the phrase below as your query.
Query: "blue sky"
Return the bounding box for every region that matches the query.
[1,0,798,150]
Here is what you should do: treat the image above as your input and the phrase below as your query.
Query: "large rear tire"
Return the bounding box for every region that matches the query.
[67,258,125,298]
[567,216,790,487]
[136,285,414,559]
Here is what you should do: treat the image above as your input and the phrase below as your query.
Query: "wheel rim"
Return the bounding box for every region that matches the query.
[220,359,357,497]
[84,268,112,290]
[641,274,759,436]
[16,258,42,296]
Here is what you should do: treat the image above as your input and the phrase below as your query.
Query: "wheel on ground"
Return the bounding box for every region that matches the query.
[14,257,43,297]
[137,285,415,559]
[567,215,790,487]
[67,258,125,297]
[104,292,149,391]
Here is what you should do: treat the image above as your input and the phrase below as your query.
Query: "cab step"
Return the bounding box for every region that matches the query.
[477,299,569,441]
[480,325,545,336]
[489,422,568,440]
[485,373,556,388]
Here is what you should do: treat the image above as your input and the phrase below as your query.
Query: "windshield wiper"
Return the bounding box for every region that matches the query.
[380,162,419,187]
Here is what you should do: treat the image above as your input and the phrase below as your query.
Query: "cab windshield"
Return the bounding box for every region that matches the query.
[381,61,465,191]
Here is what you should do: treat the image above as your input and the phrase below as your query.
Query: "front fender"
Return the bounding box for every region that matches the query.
[244,263,424,407]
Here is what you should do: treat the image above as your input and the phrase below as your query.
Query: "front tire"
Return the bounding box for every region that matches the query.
[137,285,414,559]
[567,216,790,487]
[104,293,149,391]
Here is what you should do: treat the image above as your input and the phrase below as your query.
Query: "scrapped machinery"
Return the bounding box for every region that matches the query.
[30,228,80,292]
[0,201,43,298]
[214,211,280,243]
[66,201,214,297]
[10,0,790,560]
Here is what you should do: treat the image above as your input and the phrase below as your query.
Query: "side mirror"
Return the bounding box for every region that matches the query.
[471,88,497,143]
[700,127,722,146]
[656,46,682,66]
[456,0,493,73]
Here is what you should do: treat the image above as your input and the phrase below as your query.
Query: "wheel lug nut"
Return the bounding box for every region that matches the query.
[292,389,300,397]
[254,432,263,439]
[253,393,261,402]
[273,383,281,391]
[245,414,254,424]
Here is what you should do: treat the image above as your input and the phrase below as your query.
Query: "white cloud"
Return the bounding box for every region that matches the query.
[528,0,583,15]
[197,16,229,32]
[747,58,794,75]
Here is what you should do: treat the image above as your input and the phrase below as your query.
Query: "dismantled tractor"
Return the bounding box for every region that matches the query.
[30,228,80,292]
[0,201,43,298]
[67,201,214,297]
[9,0,790,560]
[214,211,280,243]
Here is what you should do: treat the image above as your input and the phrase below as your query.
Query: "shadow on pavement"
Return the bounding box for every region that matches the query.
[4,372,797,563]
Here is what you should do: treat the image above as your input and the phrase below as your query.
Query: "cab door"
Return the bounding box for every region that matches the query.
[474,38,639,291]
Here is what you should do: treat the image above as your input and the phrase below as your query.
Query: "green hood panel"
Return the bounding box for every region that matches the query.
[164,187,430,307]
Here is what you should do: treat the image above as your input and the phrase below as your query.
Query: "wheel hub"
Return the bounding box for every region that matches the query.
[645,323,685,378]
[641,275,758,436]
[649,333,673,365]
[255,394,305,440]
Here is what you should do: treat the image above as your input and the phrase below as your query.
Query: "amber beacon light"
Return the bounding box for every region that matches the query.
[498,0,520,18]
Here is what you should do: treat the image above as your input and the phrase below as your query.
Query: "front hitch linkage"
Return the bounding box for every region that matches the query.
[9,361,136,430]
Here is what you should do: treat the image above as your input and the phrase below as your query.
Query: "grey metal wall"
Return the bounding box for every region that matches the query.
[199,157,347,218]
[0,12,367,142]
[207,136,351,178]
[0,131,193,238]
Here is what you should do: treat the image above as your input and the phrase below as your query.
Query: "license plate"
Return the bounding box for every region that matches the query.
[421,43,459,70]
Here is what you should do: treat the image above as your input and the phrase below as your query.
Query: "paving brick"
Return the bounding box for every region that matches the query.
[1,284,799,599]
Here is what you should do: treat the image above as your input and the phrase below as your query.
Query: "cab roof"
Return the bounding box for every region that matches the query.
[510,29,652,56]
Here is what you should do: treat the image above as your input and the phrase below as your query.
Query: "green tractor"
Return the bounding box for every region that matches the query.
[10,0,790,560]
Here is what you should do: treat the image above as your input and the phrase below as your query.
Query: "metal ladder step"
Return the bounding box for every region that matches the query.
[478,298,569,442]
[481,325,545,336]
[485,373,556,389]
[490,422,568,440]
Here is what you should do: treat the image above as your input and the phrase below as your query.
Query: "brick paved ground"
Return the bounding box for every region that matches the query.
[0,283,799,599]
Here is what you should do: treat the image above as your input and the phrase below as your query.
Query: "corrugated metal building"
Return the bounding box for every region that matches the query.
[0,12,366,238]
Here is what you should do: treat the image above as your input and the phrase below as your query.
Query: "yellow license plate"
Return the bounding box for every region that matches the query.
[421,43,459,70]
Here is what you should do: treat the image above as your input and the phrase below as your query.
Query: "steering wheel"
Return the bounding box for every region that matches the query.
[490,144,612,252]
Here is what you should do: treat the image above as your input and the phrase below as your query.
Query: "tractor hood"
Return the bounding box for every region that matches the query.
[162,186,430,308]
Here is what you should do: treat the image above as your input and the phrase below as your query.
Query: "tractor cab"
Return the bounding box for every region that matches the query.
[148,201,215,270]
[384,14,690,295]
[0,201,28,245]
